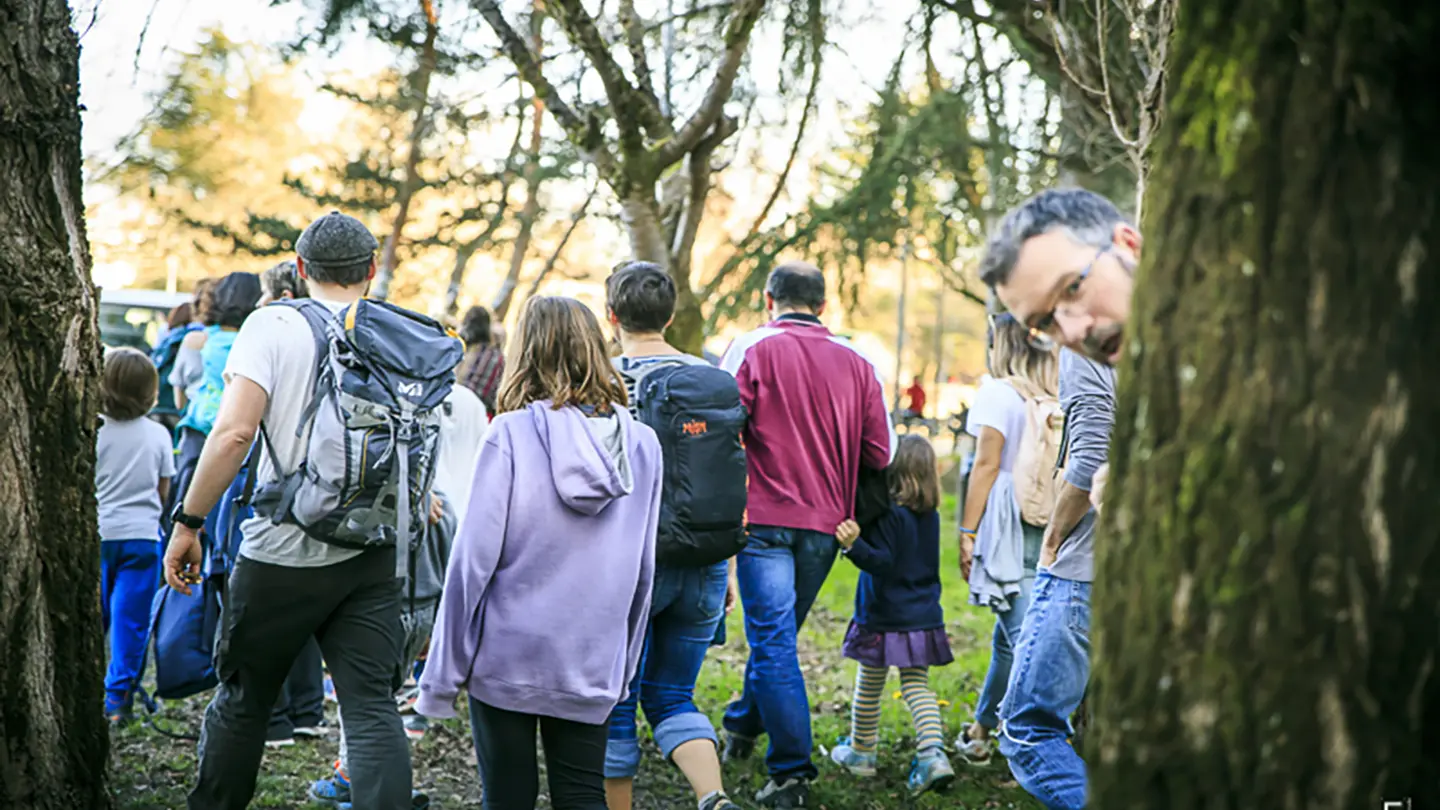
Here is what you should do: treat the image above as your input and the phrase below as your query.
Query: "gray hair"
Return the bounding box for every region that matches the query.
[979,189,1129,288]
[261,260,309,301]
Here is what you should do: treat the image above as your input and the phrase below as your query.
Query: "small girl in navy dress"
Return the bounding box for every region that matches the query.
[829,434,955,794]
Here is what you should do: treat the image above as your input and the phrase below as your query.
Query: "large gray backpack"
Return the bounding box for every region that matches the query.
[250,298,464,578]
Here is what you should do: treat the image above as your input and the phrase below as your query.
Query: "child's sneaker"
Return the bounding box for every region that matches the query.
[699,792,741,810]
[907,748,955,795]
[404,714,429,742]
[955,725,994,766]
[754,777,808,808]
[827,738,878,777]
[323,674,337,703]
[395,685,421,715]
[308,761,351,807]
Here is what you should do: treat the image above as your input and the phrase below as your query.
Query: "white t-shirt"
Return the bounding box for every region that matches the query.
[224,297,365,568]
[96,416,176,540]
[434,385,488,524]
[965,375,1027,473]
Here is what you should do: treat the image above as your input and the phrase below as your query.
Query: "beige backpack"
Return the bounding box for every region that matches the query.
[1003,377,1065,527]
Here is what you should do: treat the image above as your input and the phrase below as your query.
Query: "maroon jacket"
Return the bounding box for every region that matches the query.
[720,314,894,535]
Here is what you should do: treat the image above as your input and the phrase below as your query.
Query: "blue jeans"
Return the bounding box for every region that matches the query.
[974,522,1045,729]
[999,572,1091,810]
[101,539,162,712]
[605,562,729,778]
[723,525,838,782]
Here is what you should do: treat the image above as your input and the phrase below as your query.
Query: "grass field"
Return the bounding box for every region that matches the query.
[112,494,1039,809]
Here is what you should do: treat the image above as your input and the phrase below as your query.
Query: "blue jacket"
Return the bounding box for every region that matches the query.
[845,505,945,632]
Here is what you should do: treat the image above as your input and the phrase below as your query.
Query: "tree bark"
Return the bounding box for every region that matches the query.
[371,0,439,301]
[1090,1,1440,807]
[493,23,548,323]
[0,2,110,807]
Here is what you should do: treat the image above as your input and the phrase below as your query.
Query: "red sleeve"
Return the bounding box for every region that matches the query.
[860,369,892,468]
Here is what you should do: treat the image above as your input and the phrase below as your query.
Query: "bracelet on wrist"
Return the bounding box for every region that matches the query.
[959,526,977,537]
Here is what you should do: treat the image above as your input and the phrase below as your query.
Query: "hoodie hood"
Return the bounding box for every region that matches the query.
[527,401,635,515]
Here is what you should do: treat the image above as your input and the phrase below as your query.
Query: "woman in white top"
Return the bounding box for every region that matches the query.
[956,316,1058,763]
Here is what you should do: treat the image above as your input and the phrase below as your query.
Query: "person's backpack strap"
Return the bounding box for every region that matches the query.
[263,299,339,523]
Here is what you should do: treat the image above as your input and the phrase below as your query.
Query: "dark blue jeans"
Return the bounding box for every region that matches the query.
[605,561,728,778]
[723,525,838,782]
[999,571,1091,810]
[101,539,162,713]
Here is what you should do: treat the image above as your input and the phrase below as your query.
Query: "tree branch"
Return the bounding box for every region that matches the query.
[473,0,616,173]
[671,115,737,284]
[655,0,766,167]
[523,181,598,301]
[618,0,665,123]
[547,0,664,160]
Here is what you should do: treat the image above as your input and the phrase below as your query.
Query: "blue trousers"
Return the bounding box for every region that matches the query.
[722,525,838,782]
[101,539,161,713]
[974,522,1045,729]
[606,562,729,778]
[999,571,1091,810]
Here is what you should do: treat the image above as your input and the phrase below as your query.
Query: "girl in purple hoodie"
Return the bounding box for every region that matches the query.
[418,296,662,810]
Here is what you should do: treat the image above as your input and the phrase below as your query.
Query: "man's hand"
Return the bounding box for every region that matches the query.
[164,525,204,596]
[1039,525,1062,570]
[835,519,861,550]
[1090,463,1109,513]
[959,531,976,581]
[428,494,445,525]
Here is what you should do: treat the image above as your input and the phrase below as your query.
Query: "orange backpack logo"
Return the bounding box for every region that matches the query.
[682,420,708,436]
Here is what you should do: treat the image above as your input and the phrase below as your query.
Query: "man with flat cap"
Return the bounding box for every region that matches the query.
[164,212,416,809]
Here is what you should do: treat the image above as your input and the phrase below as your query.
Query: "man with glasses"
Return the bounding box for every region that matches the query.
[975,188,1129,809]
[980,189,1139,366]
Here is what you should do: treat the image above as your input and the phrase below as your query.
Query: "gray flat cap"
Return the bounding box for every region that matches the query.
[296,211,379,267]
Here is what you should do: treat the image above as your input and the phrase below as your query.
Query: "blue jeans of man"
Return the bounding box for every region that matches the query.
[999,571,1091,810]
[101,539,162,713]
[974,523,1044,729]
[606,561,729,778]
[723,526,838,782]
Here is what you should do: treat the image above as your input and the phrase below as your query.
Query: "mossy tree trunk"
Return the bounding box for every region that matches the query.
[0,1,110,807]
[1090,0,1440,807]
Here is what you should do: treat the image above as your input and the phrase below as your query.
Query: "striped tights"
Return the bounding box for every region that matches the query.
[848,665,945,752]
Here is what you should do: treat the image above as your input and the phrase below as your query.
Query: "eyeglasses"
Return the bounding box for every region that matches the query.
[994,246,1109,352]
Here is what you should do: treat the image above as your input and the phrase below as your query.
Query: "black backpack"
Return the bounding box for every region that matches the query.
[634,363,749,568]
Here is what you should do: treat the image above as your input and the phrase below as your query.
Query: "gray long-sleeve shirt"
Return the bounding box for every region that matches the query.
[1048,349,1117,582]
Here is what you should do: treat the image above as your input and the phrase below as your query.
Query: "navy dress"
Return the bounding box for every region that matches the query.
[840,505,954,669]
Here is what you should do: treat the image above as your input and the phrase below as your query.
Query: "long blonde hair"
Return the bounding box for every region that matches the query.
[495,296,629,415]
[989,317,1059,397]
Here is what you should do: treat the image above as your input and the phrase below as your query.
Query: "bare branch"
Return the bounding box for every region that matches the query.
[523,182,599,301]
[472,0,613,171]
[618,0,664,119]
[666,115,737,292]
[1093,0,1141,149]
[547,0,666,157]
[655,0,767,167]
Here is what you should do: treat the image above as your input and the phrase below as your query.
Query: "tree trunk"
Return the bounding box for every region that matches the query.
[0,2,110,807]
[371,1,439,302]
[1089,1,1440,807]
[439,244,478,320]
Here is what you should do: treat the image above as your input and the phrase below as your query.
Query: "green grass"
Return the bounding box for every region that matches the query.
[111,494,1037,808]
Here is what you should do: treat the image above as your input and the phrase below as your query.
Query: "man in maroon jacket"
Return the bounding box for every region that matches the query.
[718,262,894,808]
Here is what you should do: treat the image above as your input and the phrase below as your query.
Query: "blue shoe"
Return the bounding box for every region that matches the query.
[907,748,955,795]
[828,737,878,777]
[308,762,351,807]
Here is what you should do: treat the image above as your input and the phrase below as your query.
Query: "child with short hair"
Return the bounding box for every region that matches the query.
[829,434,956,794]
[96,347,176,722]
[419,295,662,810]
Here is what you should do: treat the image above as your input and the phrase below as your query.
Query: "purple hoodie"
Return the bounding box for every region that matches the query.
[417,401,661,725]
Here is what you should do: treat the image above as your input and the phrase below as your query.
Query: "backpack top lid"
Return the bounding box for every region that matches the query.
[339,299,464,381]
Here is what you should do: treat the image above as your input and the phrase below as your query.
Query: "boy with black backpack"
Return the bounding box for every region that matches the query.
[602,262,748,810]
[162,211,459,810]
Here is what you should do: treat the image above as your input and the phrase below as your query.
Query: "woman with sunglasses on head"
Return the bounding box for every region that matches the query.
[954,315,1059,765]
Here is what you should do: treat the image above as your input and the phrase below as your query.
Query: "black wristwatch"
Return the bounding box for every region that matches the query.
[171,504,206,531]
